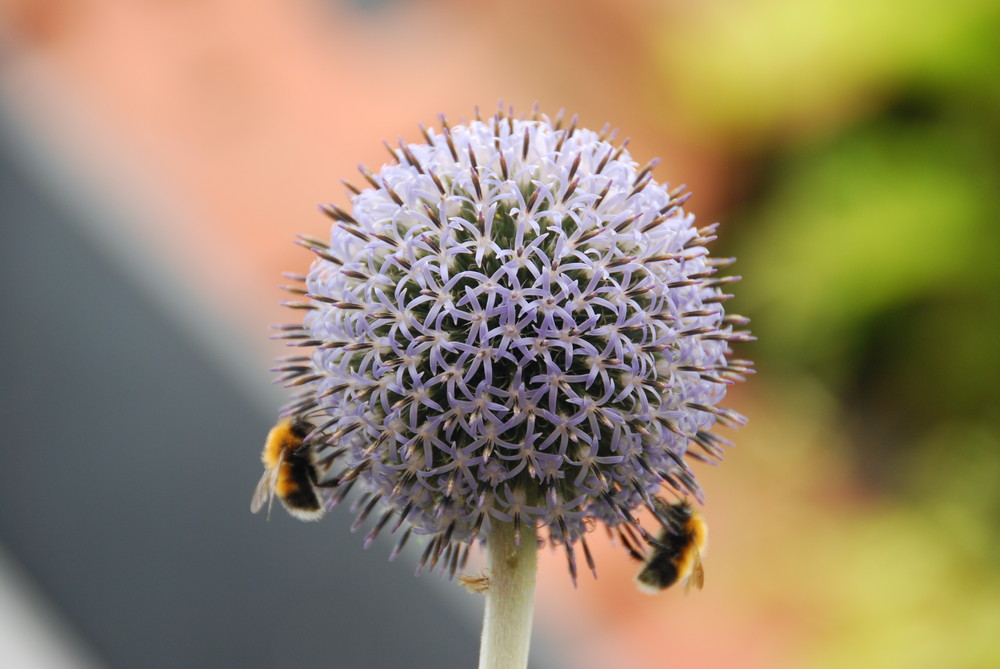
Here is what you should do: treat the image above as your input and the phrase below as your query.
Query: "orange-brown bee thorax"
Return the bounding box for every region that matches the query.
[261,418,307,467]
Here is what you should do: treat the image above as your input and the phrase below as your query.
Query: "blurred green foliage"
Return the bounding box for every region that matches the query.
[655,0,1000,492]
[741,115,998,384]
[653,1,1000,666]
[654,0,1000,143]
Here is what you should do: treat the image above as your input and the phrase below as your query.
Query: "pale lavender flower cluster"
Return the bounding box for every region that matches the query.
[275,107,753,579]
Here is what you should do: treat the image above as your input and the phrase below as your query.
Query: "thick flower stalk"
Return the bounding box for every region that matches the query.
[273,107,753,584]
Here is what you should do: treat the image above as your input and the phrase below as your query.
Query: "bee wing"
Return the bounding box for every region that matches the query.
[685,550,705,593]
[250,467,276,516]
[250,449,284,519]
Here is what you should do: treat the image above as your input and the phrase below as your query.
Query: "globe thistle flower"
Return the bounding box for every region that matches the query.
[272,106,753,587]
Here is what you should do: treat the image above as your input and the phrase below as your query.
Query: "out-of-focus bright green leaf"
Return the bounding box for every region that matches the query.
[651,0,1000,141]
[736,121,997,383]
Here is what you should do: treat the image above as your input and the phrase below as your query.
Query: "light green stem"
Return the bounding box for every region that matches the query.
[478,521,538,669]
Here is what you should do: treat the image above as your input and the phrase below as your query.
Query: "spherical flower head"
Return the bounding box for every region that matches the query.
[276,107,754,579]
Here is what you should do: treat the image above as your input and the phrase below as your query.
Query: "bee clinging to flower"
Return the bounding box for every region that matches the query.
[634,498,708,594]
[251,418,336,521]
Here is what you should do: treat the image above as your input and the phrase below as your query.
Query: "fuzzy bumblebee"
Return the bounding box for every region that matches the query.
[634,499,708,593]
[251,418,330,521]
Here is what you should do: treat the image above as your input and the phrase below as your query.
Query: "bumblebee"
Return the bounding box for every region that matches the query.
[250,418,328,521]
[634,499,708,594]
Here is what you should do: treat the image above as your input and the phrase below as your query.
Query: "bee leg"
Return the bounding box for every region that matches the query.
[618,527,647,561]
[306,466,341,489]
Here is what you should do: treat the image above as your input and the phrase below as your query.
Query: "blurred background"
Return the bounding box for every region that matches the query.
[1,1,998,667]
